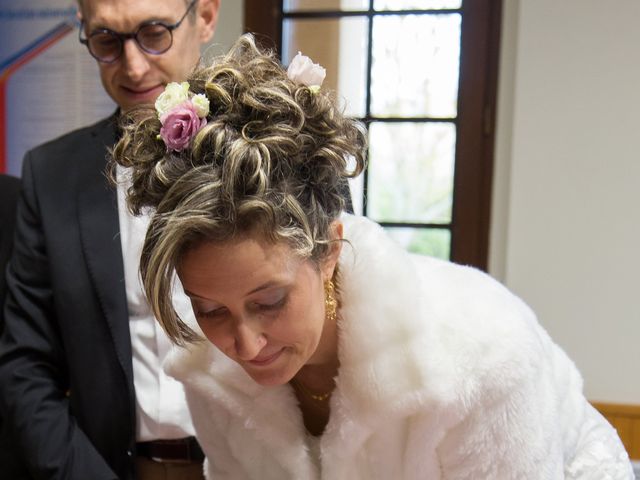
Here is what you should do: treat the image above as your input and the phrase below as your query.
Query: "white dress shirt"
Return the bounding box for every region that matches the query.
[117,166,195,441]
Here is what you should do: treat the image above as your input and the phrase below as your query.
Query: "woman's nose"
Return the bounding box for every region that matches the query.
[234,321,267,361]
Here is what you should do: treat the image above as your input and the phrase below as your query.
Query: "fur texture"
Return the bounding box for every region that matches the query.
[166,215,633,479]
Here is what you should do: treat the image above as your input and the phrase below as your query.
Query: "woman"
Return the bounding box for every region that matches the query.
[112,34,633,479]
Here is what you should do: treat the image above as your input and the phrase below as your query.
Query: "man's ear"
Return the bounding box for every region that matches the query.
[198,0,220,44]
[322,220,344,281]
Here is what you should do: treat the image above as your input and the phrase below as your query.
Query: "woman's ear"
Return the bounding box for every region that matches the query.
[322,220,344,280]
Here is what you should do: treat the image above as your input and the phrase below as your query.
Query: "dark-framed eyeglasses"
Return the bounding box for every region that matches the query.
[79,0,198,63]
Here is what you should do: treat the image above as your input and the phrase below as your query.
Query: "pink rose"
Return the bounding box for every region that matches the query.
[159,101,207,152]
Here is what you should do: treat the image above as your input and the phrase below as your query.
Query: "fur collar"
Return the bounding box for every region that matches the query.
[165,214,548,476]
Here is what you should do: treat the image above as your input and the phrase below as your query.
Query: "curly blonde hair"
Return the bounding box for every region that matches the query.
[111,33,367,344]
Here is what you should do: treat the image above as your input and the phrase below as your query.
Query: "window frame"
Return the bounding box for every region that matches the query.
[244,0,502,271]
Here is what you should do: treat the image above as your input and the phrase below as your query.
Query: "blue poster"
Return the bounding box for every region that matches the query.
[0,0,115,175]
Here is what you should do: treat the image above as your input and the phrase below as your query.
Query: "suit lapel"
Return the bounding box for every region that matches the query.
[77,115,134,385]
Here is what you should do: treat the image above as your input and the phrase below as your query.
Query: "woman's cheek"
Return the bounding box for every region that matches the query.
[198,320,230,350]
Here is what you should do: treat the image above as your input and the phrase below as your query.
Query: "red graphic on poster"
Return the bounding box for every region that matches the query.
[0,21,74,172]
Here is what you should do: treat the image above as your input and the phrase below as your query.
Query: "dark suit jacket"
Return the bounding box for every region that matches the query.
[1,173,21,328]
[0,174,28,478]
[0,116,138,480]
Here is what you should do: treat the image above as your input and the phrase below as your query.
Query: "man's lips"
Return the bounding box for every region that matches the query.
[249,348,285,367]
[121,85,164,98]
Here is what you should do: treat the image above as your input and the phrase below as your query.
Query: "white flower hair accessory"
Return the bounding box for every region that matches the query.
[154,82,210,152]
[287,52,326,93]
[155,81,190,117]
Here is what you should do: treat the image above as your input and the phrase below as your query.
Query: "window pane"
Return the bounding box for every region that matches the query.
[385,227,451,259]
[368,122,455,224]
[374,0,462,10]
[283,17,369,117]
[284,0,368,12]
[370,13,460,118]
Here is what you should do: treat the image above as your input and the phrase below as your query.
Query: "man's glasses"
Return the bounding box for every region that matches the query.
[79,0,197,63]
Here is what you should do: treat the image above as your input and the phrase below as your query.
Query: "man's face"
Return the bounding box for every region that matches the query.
[80,0,218,112]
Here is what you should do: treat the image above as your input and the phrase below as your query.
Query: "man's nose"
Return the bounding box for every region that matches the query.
[121,38,151,82]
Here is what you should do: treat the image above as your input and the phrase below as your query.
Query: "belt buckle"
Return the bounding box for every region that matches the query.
[151,455,192,464]
[156,439,192,464]
[146,438,200,464]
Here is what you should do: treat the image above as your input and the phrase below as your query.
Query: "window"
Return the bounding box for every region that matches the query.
[245,0,501,270]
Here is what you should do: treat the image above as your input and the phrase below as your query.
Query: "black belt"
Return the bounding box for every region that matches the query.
[136,436,204,463]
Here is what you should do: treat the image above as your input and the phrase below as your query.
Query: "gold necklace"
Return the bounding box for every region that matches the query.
[291,378,332,402]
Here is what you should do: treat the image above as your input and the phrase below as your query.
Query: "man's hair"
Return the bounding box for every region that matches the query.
[77,0,195,17]
[112,33,367,345]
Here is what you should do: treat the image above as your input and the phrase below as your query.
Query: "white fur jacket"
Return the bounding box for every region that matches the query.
[166,215,633,479]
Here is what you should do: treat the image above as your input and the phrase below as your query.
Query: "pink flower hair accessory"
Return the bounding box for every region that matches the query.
[155,81,210,152]
[287,52,326,93]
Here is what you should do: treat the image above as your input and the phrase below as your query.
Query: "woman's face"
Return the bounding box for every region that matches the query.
[177,226,342,386]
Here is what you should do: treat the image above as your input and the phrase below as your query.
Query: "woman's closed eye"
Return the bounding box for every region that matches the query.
[253,295,287,312]
[193,297,286,318]
[195,306,228,319]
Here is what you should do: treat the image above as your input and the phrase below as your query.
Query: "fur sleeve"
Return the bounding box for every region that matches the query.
[434,334,633,479]
[564,402,633,479]
[557,350,634,479]
[185,391,247,479]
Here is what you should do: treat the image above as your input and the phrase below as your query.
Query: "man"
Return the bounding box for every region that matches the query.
[0,174,31,479]
[0,1,219,478]
[0,174,20,326]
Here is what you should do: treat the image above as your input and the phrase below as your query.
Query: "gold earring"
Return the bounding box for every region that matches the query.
[324,279,337,323]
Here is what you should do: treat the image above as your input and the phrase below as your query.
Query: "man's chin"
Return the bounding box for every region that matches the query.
[118,85,165,110]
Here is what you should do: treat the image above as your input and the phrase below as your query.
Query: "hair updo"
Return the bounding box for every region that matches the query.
[111,34,367,344]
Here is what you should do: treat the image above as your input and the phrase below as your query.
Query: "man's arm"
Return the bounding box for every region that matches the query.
[0,174,21,329]
[0,155,118,480]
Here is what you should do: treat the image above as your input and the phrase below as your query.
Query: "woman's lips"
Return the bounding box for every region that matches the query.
[249,348,284,367]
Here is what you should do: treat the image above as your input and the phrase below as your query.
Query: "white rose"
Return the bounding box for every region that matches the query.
[155,81,190,118]
[191,94,210,118]
[287,52,326,88]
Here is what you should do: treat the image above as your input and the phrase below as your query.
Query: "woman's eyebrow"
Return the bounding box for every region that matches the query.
[246,281,281,296]
[182,289,210,300]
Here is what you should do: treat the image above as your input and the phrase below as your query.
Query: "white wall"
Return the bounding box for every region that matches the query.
[205,0,244,56]
[491,0,640,403]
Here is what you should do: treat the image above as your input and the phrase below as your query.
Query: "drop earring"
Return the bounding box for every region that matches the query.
[324,279,337,323]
